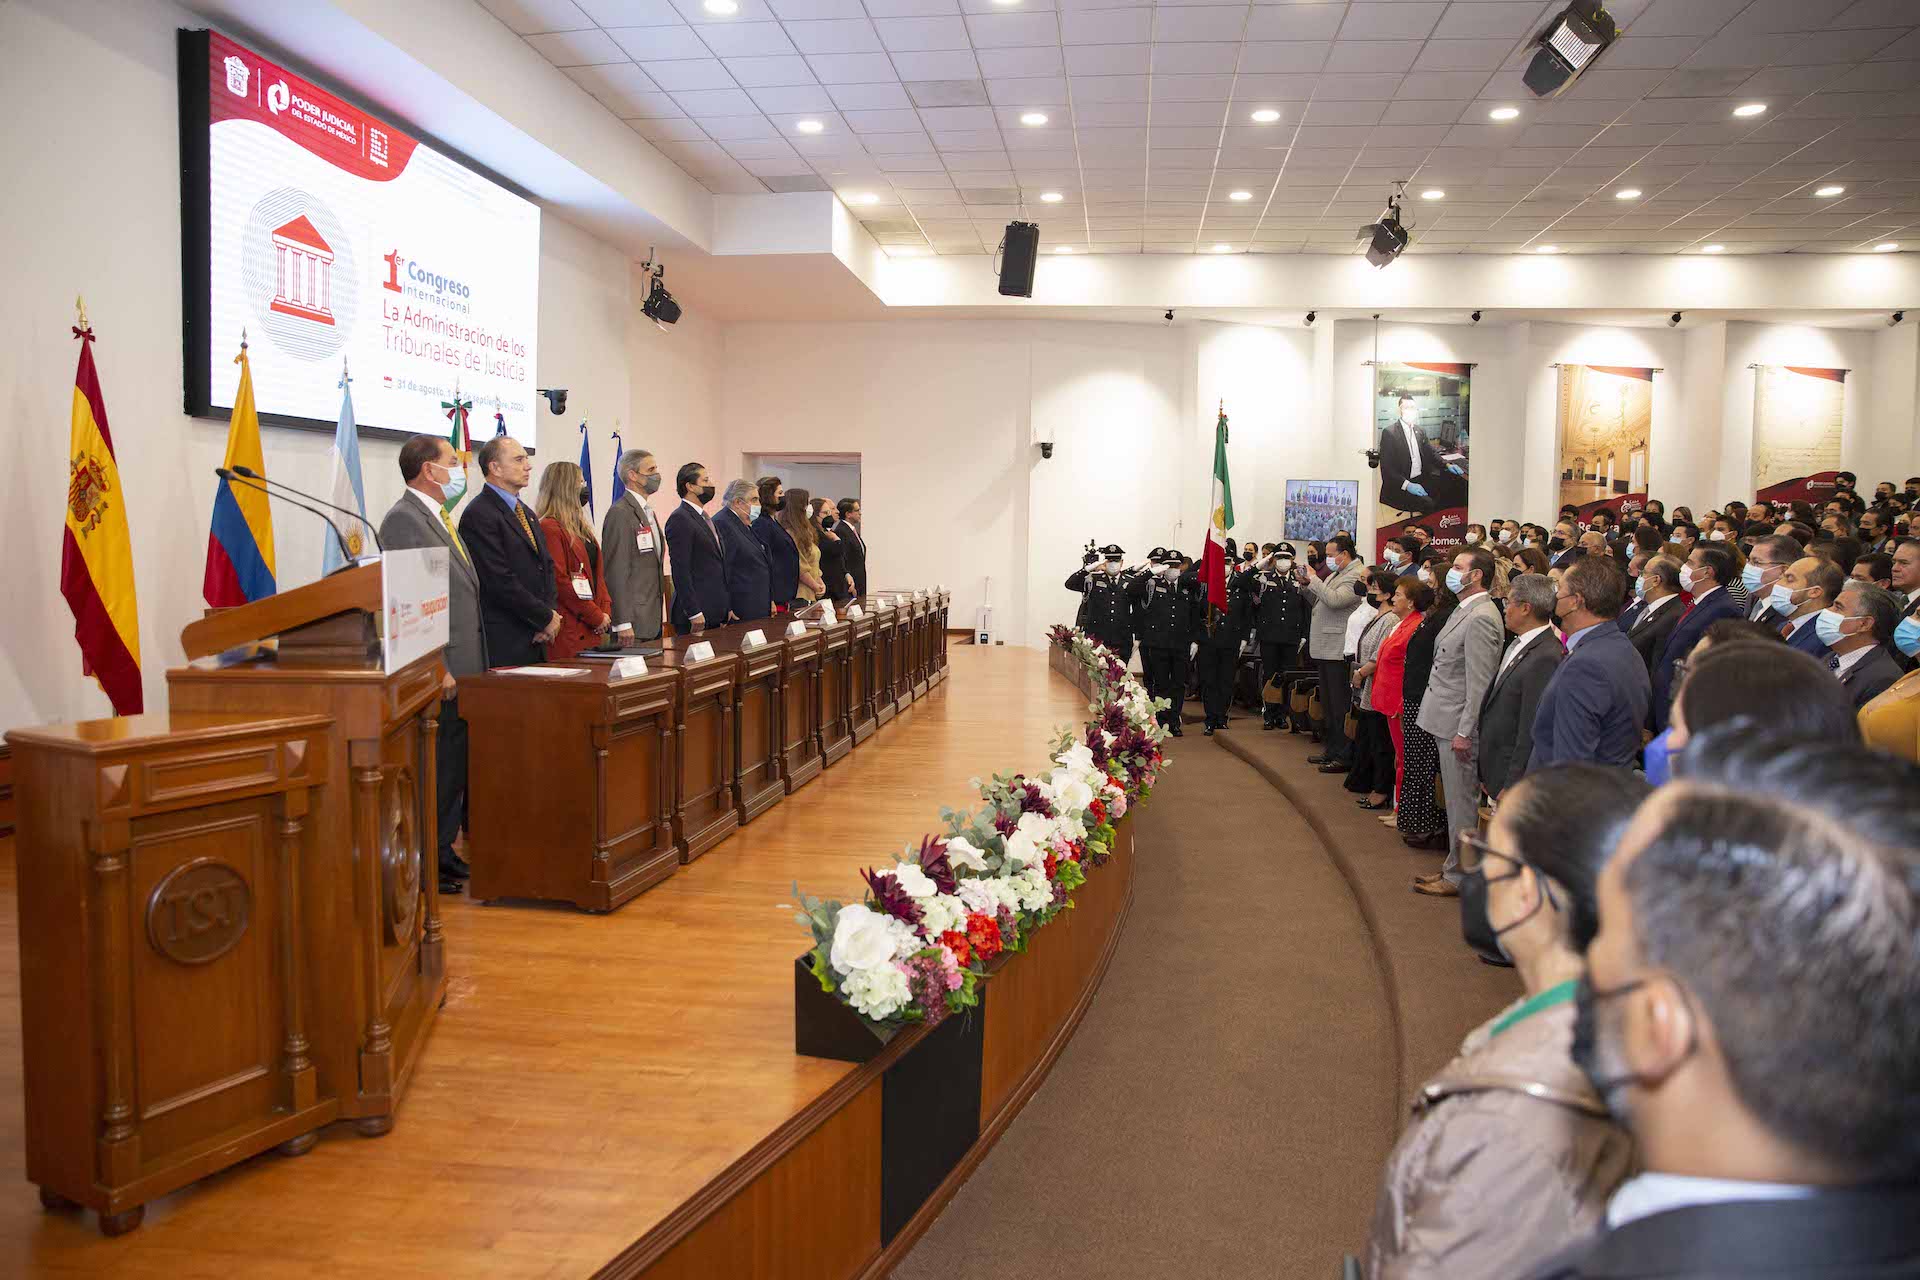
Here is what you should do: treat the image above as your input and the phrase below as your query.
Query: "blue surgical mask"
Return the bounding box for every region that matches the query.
[1741,563,1765,593]
[432,461,467,503]
[1385,549,1403,566]
[749,502,761,521]
[1896,616,1920,657]
[1445,567,1467,593]
[1634,575,1647,599]
[1768,582,1798,614]
[1814,608,1852,648]
[1644,726,1677,787]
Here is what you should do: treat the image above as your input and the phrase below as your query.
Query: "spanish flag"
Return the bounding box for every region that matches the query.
[204,341,276,606]
[62,323,142,715]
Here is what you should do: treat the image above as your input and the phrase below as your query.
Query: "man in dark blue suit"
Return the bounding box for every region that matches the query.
[714,478,773,624]
[664,461,731,632]
[1769,554,1843,660]
[1651,543,1743,729]
[1530,557,1650,769]
[457,435,560,667]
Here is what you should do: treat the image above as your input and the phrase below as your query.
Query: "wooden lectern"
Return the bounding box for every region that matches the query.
[167,566,449,1137]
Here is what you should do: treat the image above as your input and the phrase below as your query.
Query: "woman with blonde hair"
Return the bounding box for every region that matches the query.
[534,460,612,661]
[782,485,825,604]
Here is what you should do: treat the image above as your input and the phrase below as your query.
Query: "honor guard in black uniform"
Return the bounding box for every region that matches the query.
[1131,547,1203,736]
[1064,542,1135,664]
[1195,538,1255,734]
[1251,545,1309,728]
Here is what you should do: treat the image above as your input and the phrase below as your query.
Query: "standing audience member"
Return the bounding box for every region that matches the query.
[1740,534,1803,622]
[1823,582,1902,709]
[1651,543,1741,728]
[533,460,612,662]
[1769,555,1844,659]
[602,448,666,641]
[379,434,487,895]
[664,461,729,633]
[1254,548,1309,730]
[1524,736,1920,1280]
[1618,555,1682,677]
[1305,537,1367,772]
[1415,548,1506,897]
[1368,765,1645,1280]
[1370,576,1428,819]
[1132,549,1203,735]
[754,476,800,610]
[816,499,855,606]
[1397,581,1456,852]
[1530,558,1649,769]
[714,479,773,624]
[783,485,825,605]
[1347,570,1403,809]
[1660,642,1861,765]
[459,435,560,667]
[1475,574,1562,804]
[836,498,869,599]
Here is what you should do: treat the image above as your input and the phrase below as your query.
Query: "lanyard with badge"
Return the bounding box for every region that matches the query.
[635,502,656,555]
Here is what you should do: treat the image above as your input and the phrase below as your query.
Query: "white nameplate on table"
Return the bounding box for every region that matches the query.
[845,605,863,620]
[878,595,893,607]
[819,602,837,625]
[684,641,716,662]
[381,547,451,676]
[611,655,648,678]
[501,665,589,677]
[742,629,768,648]
[786,620,808,638]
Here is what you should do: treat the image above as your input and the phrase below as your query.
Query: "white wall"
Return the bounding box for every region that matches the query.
[0,0,644,734]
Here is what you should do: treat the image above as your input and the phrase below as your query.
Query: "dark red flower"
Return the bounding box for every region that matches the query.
[916,835,958,895]
[863,866,923,926]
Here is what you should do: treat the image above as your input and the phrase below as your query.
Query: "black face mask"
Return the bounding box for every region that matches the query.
[578,485,592,506]
[1457,870,1512,968]
[1549,536,1568,552]
[773,496,787,512]
[697,484,715,503]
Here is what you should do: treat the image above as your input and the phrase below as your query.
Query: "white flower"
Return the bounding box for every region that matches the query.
[1047,768,1094,815]
[958,877,1017,916]
[1004,827,1043,870]
[919,893,966,937]
[944,835,990,871]
[1012,866,1054,911]
[842,963,911,1020]
[830,904,901,973]
[882,862,937,899]
[1055,741,1097,776]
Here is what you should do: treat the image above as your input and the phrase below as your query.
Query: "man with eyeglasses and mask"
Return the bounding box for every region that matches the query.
[1519,733,1920,1279]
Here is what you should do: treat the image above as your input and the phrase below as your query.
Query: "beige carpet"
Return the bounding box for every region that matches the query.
[895,728,1429,1280]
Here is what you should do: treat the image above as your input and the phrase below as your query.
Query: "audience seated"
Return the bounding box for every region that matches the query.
[1520,733,1920,1279]
[1367,765,1648,1280]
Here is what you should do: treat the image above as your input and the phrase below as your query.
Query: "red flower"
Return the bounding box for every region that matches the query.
[940,928,972,966]
[1043,852,1059,880]
[1087,798,1107,825]
[966,912,1004,962]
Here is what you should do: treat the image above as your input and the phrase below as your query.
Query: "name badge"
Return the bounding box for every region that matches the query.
[570,573,591,598]
[685,640,716,662]
[636,529,655,553]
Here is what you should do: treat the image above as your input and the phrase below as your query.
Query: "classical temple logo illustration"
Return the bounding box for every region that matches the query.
[268,214,338,326]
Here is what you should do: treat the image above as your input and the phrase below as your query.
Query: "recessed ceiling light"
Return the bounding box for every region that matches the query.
[1039,191,1063,203]
[1733,102,1767,118]
[1250,108,1280,123]
[1020,111,1048,126]
[1228,190,1252,201]
[795,119,823,134]
[1489,106,1520,121]
[1874,242,1899,252]
[1615,187,1642,199]
[1535,245,1559,254]
[1702,244,1725,253]
[702,0,738,13]
[850,191,878,206]
[1815,184,1845,197]
[1054,245,1074,254]
[1420,188,1444,200]
[1212,243,1232,253]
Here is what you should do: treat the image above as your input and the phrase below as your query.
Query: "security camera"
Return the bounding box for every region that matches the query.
[1891,311,1906,327]
[1038,442,1055,459]
[1668,312,1683,328]
[1164,309,1175,324]
[1305,310,1316,326]
[539,388,568,414]
[1470,310,1482,323]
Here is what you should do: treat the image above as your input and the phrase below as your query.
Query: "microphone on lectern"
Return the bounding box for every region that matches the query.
[232,464,384,556]
[215,467,355,569]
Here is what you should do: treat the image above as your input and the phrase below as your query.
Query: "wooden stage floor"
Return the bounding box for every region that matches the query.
[0,645,1090,1277]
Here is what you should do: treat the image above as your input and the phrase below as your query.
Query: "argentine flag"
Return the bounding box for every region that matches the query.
[322,368,368,574]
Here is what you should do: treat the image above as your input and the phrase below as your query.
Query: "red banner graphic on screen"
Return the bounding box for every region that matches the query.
[1757,470,1842,507]
[207,32,418,183]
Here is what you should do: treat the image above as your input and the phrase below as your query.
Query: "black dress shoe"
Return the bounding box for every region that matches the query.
[1203,725,1215,736]
[1170,725,1183,737]
[1306,754,1331,765]
[440,852,472,880]
[1317,761,1349,774]
[439,876,463,895]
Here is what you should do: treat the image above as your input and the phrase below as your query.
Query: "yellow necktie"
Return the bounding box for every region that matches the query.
[440,507,468,563]
[514,501,536,547]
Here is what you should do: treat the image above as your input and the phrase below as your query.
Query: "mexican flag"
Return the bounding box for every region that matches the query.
[1202,402,1234,612]
[441,392,473,512]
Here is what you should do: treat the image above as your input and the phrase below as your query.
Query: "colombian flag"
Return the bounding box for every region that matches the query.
[204,342,276,606]
[61,325,142,714]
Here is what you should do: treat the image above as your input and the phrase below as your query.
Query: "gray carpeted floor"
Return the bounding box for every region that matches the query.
[895,731,1404,1280]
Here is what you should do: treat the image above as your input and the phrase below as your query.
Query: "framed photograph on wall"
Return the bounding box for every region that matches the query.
[1372,362,1472,559]
[1283,479,1359,544]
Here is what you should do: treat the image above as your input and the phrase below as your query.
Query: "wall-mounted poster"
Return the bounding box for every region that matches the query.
[1557,365,1653,524]
[1284,479,1359,544]
[1373,362,1472,560]
[1752,365,1846,507]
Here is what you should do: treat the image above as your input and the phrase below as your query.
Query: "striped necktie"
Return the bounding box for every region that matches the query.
[513,499,536,547]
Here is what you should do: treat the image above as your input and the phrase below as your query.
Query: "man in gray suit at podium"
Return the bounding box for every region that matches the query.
[602,448,666,642]
[379,434,488,895]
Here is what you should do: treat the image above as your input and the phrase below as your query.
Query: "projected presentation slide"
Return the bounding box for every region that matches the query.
[1283,479,1359,544]
[192,31,540,434]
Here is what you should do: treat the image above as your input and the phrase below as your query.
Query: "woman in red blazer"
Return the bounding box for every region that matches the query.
[1369,575,1431,800]
[533,460,612,662]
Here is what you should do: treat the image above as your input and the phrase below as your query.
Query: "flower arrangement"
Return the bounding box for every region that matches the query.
[795,629,1167,1035]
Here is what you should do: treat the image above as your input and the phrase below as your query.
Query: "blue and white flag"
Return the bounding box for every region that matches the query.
[609,430,626,507]
[577,420,595,520]
[321,366,368,574]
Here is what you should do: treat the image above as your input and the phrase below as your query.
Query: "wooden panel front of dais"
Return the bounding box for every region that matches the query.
[655,648,743,863]
[815,618,855,767]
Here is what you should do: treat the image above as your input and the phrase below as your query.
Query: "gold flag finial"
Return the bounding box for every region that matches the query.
[75,295,90,331]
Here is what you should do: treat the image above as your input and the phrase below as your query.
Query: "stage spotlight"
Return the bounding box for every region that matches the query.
[1523,2,1618,99]
[639,254,681,327]
[1358,186,1410,269]
[1304,311,1315,326]
[1668,312,1683,328]
[539,388,569,415]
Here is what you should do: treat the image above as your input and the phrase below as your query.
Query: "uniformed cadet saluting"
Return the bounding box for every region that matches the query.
[1065,542,1135,664]
[1252,544,1309,729]
[1195,537,1256,735]
[1131,546,1204,736]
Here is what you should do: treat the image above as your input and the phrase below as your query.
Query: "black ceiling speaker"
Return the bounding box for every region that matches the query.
[1523,2,1618,98]
[998,221,1039,298]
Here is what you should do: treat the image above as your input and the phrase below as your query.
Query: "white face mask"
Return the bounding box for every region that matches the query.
[1498,529,1513,543]
[749,502,761,521]
[1709,529,1727,542]
[1464,531,1481,545]
[1678,564,1697,593]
